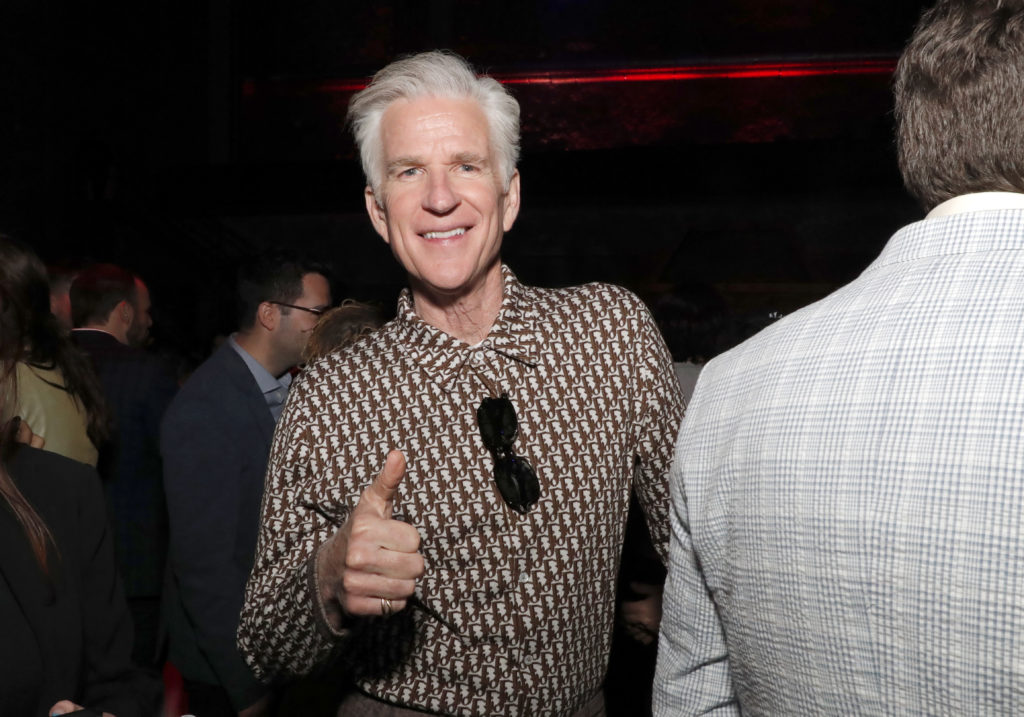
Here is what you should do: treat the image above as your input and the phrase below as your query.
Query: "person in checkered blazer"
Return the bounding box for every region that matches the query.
[655,1,1024,714]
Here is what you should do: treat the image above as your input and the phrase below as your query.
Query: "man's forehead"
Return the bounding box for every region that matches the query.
[380,96,491,154]
[301,272,331,299]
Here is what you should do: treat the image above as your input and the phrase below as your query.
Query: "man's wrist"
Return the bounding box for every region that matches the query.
[310,536,349,637]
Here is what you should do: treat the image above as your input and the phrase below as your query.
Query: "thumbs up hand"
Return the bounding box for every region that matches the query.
[315,450,425,628]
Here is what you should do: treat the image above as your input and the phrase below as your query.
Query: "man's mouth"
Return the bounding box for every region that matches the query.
[422,227,467,240]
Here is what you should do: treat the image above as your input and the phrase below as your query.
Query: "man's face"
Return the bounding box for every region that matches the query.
[127,279,152,347]
[364,95,520,302]
[275,272,331,367]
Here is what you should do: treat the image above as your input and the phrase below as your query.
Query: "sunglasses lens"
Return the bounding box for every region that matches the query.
[493,456,539,514]
[493,459,527,514]
[477,395,518,449]
[511,457,540,509]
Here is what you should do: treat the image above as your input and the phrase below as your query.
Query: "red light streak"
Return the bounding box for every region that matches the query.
[242,58,897,96]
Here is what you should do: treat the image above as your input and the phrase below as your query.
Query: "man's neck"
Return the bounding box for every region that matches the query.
[410,268,504,344]
[77,323,127,345]
[234,330,289,378]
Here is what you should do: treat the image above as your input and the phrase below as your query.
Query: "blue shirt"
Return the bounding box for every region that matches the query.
[228,335,292,421]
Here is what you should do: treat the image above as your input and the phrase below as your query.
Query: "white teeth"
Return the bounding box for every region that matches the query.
[423,228,466,239]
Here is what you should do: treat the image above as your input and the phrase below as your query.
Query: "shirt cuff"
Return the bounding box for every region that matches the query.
[308,541,351,641]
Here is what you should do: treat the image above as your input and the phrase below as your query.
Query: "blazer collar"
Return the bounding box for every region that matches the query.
[214,342,278,443]
[392,264,543,393]
[867,208,1024,273]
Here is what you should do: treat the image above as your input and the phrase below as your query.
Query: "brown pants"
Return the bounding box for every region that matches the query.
[337,689,605,717]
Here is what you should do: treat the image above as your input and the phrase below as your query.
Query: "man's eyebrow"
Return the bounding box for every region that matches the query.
[386,156,423,174]
[453,152,489,166]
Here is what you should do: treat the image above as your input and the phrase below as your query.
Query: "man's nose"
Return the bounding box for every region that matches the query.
[423,171,459,213]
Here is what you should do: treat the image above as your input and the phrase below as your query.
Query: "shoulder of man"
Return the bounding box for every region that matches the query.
[524,280,653,331]
[164,344,249,418]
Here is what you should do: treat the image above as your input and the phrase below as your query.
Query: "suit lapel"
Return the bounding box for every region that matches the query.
[216,343,277,446]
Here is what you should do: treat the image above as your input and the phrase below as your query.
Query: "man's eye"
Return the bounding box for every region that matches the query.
[398,167,421,177]
[459,164,478,173]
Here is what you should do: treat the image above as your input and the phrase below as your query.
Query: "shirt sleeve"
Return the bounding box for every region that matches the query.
[626,290,686,564]
[652,406,739,715]
[237,377,347,681]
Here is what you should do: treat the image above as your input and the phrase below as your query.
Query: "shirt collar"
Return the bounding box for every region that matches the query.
[926,191,1024,218]
[71,327,122,341]
[392,264,543,392]
[228,334,292,417]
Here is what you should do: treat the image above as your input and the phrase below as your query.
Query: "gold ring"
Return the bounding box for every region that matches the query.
[381,597,394,617]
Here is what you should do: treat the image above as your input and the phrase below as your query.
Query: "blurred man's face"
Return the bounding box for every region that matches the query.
[364,95,520,304]
[127,278,152,347]
[49,283,73,332]
[276,272,331,368]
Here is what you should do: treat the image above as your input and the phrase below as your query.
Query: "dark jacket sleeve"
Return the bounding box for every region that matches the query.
[72,467,161,716]
[7,448,158,717]
[162,394,269,710]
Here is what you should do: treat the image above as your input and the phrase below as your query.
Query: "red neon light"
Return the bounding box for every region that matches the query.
[242,58,897,96]
[496,59,897,85]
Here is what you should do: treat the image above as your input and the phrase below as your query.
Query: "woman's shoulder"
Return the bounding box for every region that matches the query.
[16,361,67,388]
[8,447,100,520]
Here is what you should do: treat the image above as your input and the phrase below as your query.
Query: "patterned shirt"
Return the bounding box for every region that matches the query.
[239,266,684,716]
[654,208,1024,715]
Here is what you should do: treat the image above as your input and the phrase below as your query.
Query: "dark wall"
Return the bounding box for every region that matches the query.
[2,1,930,359]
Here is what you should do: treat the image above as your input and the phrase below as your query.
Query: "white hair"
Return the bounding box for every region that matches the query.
[347,50,521,198]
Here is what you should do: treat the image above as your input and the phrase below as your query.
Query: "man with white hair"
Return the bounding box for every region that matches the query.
[239,51,684,716]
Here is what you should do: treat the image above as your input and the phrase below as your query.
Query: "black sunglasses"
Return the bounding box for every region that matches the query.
[476,393,540,514]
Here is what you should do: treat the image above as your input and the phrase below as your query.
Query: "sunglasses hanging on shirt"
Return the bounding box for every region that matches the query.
[476,393,540,514]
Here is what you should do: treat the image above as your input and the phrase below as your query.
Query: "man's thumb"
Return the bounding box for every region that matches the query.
[364,449,407,514]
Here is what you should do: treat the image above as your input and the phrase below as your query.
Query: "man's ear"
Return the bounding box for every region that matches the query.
[118,300,134,326]
[256,301,279,332]
[502,170,522,233]
[365,186,390,243]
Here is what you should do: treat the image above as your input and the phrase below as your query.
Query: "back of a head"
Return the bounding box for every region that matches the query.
[0,271,56,577]
[236,252,330,332]
[0,237,111,447]
[302,301,385,363]
[0,235,60,364]
[895,0,1024,209]
[347,50,521,195]
[70,264,136,329]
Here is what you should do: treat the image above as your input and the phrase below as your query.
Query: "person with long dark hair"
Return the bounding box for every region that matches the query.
[0,263,157,715]
[0,234,109,466]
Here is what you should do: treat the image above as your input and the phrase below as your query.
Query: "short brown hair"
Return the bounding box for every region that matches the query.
[895,0,1024,210]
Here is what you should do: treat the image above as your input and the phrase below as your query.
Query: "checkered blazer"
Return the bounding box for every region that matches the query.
[655,209,1024,715]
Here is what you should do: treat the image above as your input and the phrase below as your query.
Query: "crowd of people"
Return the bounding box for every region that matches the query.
[2,0,1023,715]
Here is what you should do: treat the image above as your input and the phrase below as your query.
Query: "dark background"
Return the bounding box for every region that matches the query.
[2,1,932,359]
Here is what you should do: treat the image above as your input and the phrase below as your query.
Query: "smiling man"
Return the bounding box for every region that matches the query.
[238,51,684,717]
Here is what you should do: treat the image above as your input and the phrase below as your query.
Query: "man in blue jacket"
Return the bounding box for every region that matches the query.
[161,253,330,716]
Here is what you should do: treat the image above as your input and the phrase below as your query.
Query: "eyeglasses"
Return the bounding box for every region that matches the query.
[476,393,540,514]
[270,301,325,317]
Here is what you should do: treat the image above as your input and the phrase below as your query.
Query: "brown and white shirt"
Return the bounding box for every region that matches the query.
[238,266,684,716]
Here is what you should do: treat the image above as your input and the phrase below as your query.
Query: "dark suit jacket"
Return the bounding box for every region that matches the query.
[160,341,275,710]
[0,446,157,717]
[71,329,177,599]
